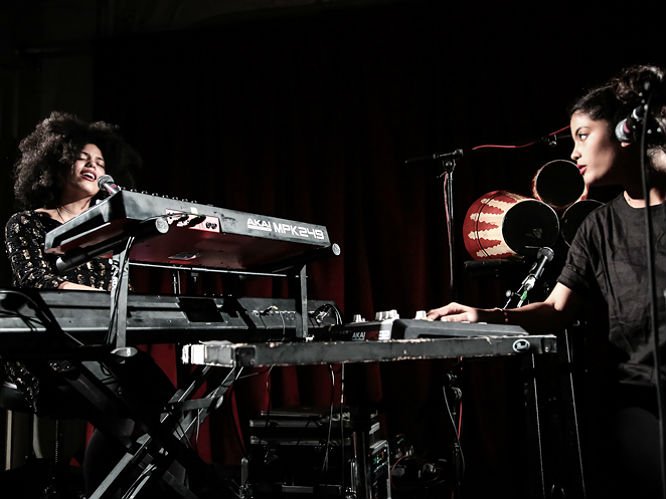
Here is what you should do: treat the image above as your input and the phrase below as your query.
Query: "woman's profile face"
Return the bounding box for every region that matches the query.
[569,111,624,187]
[62,143,106,201]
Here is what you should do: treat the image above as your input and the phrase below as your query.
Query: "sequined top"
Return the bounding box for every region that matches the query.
[3,210,114,413]
[4,210,113,290]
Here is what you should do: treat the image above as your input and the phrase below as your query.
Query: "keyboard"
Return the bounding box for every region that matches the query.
[44,190,334,271]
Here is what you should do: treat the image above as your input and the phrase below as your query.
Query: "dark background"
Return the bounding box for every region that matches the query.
[1,1,665,497]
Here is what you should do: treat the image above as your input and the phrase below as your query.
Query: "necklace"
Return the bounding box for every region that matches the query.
[55,207,67,223]
[55,205,78,223]
[59,205,76,215]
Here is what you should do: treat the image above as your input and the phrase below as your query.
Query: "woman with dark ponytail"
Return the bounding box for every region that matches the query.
[427,64,666,498]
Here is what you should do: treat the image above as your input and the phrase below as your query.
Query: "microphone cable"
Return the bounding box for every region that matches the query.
[469,124,571,152]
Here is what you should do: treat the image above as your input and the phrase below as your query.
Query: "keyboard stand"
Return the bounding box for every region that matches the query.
[60,357,234,499]
[82,362,236,499]
[0,292,232,499]
[108,249,133,357]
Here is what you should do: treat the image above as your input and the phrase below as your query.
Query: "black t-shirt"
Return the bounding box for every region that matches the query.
[558,194,666,385]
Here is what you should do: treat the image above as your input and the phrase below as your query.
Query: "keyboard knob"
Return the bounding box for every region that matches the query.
[387,309,400,319]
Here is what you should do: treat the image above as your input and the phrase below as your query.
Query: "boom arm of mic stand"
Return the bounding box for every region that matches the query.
[404,148,464,167]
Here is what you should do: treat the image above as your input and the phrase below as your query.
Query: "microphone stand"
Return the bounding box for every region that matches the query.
[405,149,464,299]
[503,246,554,499]
[634,86,666,499]
[441,155,459,300]
[504,247,554,308]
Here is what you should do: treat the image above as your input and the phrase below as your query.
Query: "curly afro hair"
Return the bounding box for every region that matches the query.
[13,111,142,209]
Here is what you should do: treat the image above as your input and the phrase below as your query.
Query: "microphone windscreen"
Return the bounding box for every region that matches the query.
[615,119,631,142]
[97,174,121,195]
[97,174,115,188]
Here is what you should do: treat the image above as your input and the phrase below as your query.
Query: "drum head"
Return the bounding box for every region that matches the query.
[532,159,586,209]
[561,199,604,246]
[502,199,560,257]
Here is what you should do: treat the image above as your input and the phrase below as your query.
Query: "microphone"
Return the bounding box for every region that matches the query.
[404,148,464,165]
[615,104,647,143]
[531,246,555,281]
[97,174,121,196]
[513,247,554,307]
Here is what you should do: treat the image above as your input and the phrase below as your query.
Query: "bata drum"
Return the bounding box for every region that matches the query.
[560,199,604,246]
[463,190,560,260]
[531,159,587,210]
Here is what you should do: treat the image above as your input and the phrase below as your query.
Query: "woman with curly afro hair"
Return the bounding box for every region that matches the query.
[2,112,180,497]
[5,110,141,291]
